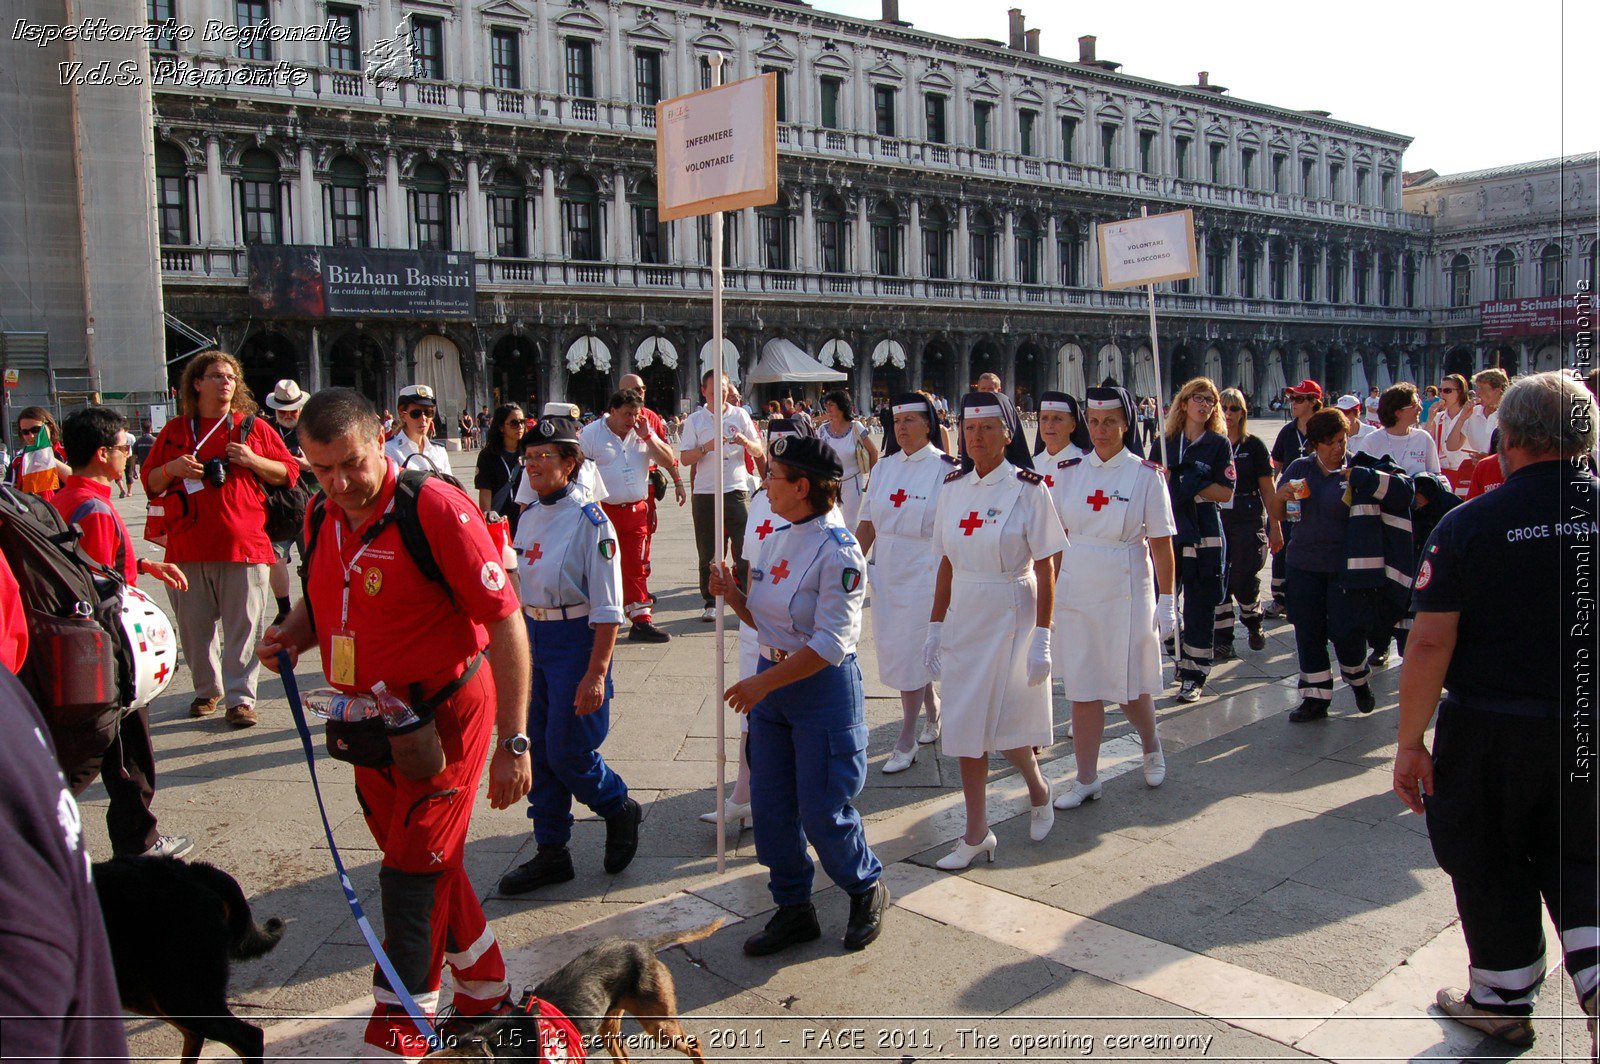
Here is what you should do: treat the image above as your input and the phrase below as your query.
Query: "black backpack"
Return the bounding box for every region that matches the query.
[240,414,313,542]
[300,468,458,633]
[0,484,133,774]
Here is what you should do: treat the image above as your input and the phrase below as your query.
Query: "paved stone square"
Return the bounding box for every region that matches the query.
[84,448,1591,1063]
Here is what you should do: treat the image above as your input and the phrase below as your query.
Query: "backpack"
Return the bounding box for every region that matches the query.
[240,414,312,542]
[0,484,132,772]
[299,467,458,635]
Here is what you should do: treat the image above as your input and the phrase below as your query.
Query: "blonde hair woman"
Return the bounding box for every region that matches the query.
[1214,388,1280,659]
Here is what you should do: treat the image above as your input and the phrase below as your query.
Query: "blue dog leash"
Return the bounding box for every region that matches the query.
[278,652,441,1051]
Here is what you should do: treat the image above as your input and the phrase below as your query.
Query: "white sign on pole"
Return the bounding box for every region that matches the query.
[1096,208,1200,290]
[656,73,778,222]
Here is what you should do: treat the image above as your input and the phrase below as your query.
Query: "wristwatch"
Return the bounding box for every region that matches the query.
[501,733,531,756]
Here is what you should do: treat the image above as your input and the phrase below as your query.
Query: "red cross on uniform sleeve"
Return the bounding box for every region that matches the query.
[1043,474,1054,488]
[525,543,544,563]
[755,519,774,539]
[959,511,985,536]
[889,488,909,507]
[1086,490,1111,511]
[768,559,791,584]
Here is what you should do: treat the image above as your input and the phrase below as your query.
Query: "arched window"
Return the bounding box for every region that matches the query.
[1014,213,1041,285]
[154,141,189,245]
[490,169,527,258]
[329,155,368,247]
[970,209,996,282]
[563,175,600,261]
[633,178,663,265]
[922,204,951,279]
[816,195,847,273]
[870,200,901,276]
[238,148,281,245]
[758,204,790,270]
[412,162,450,250]
[1448,253,1472,308]
[1493,248,1516,300]
[1539,244,1564,297]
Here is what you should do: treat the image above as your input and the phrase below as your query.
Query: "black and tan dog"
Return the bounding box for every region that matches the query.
[93,855,285,1064]
[429,919,724,1062]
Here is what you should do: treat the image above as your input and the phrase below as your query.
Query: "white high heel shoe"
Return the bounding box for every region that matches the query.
[1142,748,1166,788]
[935,831,998,870]
[882,747,918,774]
[1053,778,1102,809]
[1030,783,1055,842]
[698,799,753,827]
[917,719,941,745]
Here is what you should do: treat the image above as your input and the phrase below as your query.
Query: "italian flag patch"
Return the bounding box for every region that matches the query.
[841,567,862,592]
[599,539,617,560]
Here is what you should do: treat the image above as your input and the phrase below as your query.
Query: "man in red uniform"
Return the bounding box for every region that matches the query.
[143,350,299,727]
[54,406,192,857]
[259,389,532,1058]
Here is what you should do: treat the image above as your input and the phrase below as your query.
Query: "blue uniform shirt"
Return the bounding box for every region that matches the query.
[512,482,625,625]
[1412,459,1598,718]
[747,509,866,665]
[1279,456,1349,573]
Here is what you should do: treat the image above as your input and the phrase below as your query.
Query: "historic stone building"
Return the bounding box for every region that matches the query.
[151,0,1444,421]
[1404,154,1597,381]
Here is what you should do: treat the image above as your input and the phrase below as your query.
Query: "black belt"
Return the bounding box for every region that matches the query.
[407,653,483,721]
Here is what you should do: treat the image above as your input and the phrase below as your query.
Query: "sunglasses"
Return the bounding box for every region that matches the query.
[506,418,526,426]
[1289,396,1311,403]
[110,442,132,454]
[1222,406,1244,413]
[1440,388,1458,394]
[18,426,41,438]
[406,408,436,420]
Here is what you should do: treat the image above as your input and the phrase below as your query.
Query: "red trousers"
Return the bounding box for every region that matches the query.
[602,499,653,621]
[354,666,508,1057]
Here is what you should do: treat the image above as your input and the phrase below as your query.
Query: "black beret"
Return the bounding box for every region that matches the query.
[532,416,580,444]
[769,435,843,480]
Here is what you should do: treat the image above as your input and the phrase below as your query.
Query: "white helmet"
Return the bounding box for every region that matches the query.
[117,584,179,709]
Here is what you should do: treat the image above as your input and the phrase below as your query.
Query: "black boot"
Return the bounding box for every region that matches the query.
[1213,642,1237,662]
[1245,620,1266,651]
[603,797,642,874]
[1288,699,1329,723]
[843,881,888,950]
[1353,684,1376,714]
[743,903,821,956]
[498,845,575,895]
[629,619,671,644]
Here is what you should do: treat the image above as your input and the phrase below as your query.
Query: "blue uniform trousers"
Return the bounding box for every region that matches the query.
[524,616,628,846]
[748,654,883,906]
[1283,566,1371,702]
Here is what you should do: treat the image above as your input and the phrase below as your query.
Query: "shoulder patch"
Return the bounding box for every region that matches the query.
[1058,457,1083,470]
[581,502,606,526]
[940,452,961,465]
[1141,459,1166,474]
[1016,468,1045,485]
[944,469,965,483]
[828,526,857,547]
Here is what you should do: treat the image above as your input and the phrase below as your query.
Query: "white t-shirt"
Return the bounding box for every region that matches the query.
[679,403,758,495]
[1463,406,1498,454]
[384,433,450,474]
[1351,427,1441,476]
[578,417,653,504]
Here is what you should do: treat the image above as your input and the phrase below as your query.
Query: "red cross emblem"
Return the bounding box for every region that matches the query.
[769,559,792,584]
[755,519,775,540]
[1043,475,1054,488]
[1086,490,1111,511]
[959,511,985,536]
[154,662,170,683]
[525,543,543,564]
[890,489,909,507]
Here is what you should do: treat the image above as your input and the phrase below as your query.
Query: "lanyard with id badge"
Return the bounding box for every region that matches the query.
[185,415,233,495]
[329,501,394,686]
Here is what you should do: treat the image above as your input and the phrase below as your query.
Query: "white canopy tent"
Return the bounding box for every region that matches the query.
[870,339,907,368]
[1237,351,1256,396]
[1399,354,1419,386]
[818,338,855,368]
[1096,343,1122,385]
[746,338,848,384]
[1346,354,1370,398]
[1132,345,1158,399]
[565,335,612,373]
[1372,356,1393,393]
[634,335,679,369]
[1261,350,1288,399]
[698,337,741,382]
[1059,343,1086,396]
[1202,346,1224,383]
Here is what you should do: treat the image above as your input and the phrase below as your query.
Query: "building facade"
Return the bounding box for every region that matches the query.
[1404,155,1597,381]
[151,0,1448,421]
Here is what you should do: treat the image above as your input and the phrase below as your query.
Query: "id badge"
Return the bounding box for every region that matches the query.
[184,477,205,494]
[330,631,357,687]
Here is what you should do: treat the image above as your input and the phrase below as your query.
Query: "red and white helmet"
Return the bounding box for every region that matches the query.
[117,585,179,709]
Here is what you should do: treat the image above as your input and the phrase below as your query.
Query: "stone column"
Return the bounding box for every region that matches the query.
[1227,234,1240,296]
[465,159,484,254]
[956,202,970,279]
[855,195,870,274]
[1001,210,1015,283]
[385,151,405,248]
[1291,241,1303,300]
[611,170,628,261]
[298,143,320,244]
[541,164,559,256]
[800,190,815,272]
[1045,215,1059,287]
[204,135,230,246]
[907,198,923,278]
[1261,238,1273,299]
[1195,228,1209,293]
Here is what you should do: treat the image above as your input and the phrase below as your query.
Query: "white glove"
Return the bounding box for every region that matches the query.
[923,622,944,680]
[1156,594,1177,640]
[1026,627,1052,687]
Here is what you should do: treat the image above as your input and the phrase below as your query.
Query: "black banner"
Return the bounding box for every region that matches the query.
[247,245,476,319]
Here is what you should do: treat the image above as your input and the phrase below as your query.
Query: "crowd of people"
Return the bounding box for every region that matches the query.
[0,351,1595,1060]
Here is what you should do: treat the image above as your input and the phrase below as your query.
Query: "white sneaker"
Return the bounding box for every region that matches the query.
[1030,785,1055,842]
[1053,778,1102,810]
[1143,749,1167,787]
[698,799,752,827]
[699,606,717,622]
[917,719,941,745]
[882,747,917,774]
[934,831,997,870]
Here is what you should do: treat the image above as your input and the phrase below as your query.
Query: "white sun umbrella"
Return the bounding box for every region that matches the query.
[1347,354,1370,398]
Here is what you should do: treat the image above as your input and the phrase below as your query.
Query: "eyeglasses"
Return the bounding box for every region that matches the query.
[18,426,41,438]
[203,372,238,383]
[406,408,436,420]
[1188,395,1217,406]
[110,443,132,454]
[522,453,563,466]
[506,418,526,426]
[763,470,799,483]
[1289,396,1311,404]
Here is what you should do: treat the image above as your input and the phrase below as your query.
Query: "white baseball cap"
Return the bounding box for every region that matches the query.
[1334,394,1362,413]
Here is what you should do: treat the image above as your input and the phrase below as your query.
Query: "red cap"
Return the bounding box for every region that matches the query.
[1285,379,1323,399]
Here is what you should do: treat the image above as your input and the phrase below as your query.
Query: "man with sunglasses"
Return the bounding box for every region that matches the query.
[385,384,450,474]
[1265,380,1324,619]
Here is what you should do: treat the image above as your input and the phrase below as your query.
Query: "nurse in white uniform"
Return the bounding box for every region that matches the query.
[1051,387,1178,812]
[816,389,878,530]
[1033,391,1093,472]
[924,392,1067,869]
[856,393,958,772]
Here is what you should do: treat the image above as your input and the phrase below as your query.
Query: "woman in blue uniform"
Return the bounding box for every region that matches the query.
[498,417,641,896]
[1162,378,1235,702]
[711,436,887,957]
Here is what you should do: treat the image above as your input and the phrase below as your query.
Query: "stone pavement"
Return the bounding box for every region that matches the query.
[86,449,1591,1063]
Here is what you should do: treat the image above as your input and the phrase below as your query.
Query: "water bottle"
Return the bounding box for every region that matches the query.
[1286,497,1302,522]
[1285,478,1307,522]
[371,680,420,730]
[305,689,378,721]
